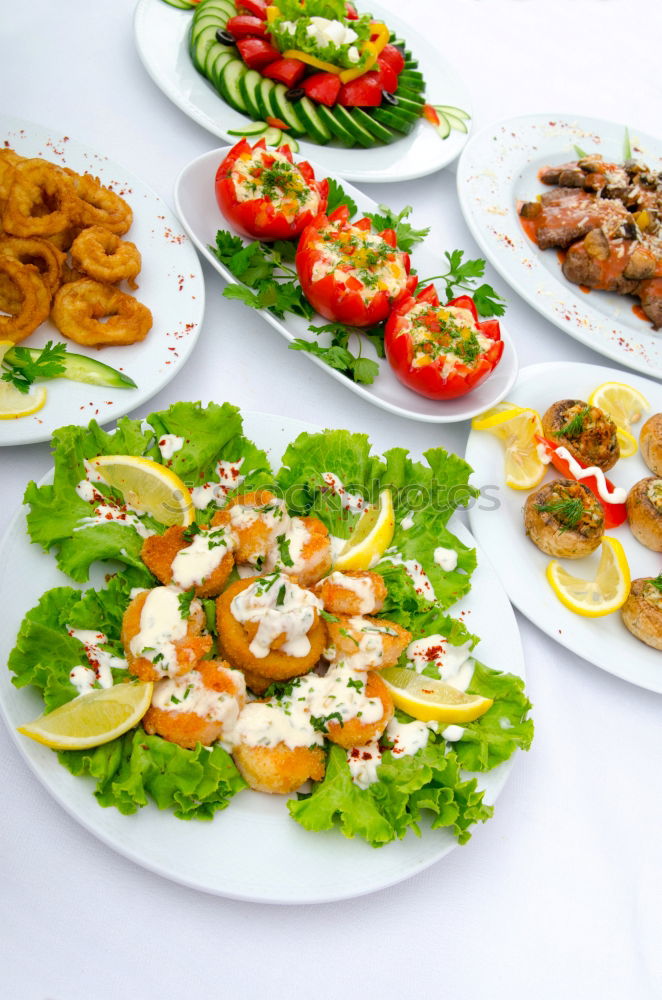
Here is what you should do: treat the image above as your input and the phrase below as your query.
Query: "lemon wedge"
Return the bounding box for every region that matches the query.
[380,667,493,723]
[89,454,194,526]
[588,381,650,458]
[473,405,546,490]
[0,340,48,419]
[333,489,395,571]
[18,681,153,750]
[546,537,631,617]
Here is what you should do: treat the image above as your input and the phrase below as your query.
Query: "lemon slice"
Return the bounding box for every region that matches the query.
[333,489,395,571]
[546,537,630,617]
[17,681,153,750]
[588,381,650,458]
[474,405,546,490]
[0,380,47,419]
[380,667,493,723]
[89,454,194,526]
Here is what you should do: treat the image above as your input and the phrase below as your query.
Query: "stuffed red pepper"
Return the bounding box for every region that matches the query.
[384,285,504,400]
[295,204,417,327]
[215,138,328,242]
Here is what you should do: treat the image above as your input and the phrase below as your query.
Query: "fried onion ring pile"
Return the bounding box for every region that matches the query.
[0,147,150,347]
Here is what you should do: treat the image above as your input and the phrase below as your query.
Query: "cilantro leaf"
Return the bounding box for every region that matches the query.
[364,204,430,253]
[290,339,379,385]
[421,250,506,317]
[177,588,196,618]
[325,178,358,218]
[2,341,67,394]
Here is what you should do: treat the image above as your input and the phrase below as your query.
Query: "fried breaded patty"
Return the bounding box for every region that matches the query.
[232,742,326,795]
[325,672,394,749]
[140,525,234,597]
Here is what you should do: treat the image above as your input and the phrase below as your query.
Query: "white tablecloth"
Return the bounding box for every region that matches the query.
[1,1,661,997]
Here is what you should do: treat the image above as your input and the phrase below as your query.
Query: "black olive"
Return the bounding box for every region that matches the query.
[285,87,305,101]
[215,29,235,46]
[382,91,398,106]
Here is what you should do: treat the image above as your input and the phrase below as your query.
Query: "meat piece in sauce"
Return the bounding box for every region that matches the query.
[519,187,631,250]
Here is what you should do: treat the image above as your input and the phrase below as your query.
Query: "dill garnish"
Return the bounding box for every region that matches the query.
[535,496,585,530]
[555,406,591,438]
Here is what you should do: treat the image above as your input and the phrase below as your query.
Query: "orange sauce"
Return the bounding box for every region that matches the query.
[579,284,591,294]
[556,249,567,266]
[632,304,648,322]
[518,212,540,245]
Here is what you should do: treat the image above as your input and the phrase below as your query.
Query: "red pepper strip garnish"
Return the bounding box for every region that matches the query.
[266,116,291,130]
[535,435,627,528]
[422,104,441,126]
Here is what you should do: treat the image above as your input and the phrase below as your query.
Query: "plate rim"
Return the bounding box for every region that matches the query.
[0,111,206,447]
[133,0,473,183]
[466,359,662,694]
[0,408,526,903]
[173,145,519,424]
[455,110,662,380]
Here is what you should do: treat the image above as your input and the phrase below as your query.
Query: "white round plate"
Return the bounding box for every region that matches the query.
[0,411,525,904]
[0,114,204,447]
[134,0,472,183]
[456,113,662,379]
[466,361,662,693]
[174,146,518,424]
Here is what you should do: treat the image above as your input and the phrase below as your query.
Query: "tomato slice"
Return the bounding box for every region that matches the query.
[236,37,281,70]
[225,15,269,38]
[302,72,342,106]
[376,57,398,93]
[237,0,268,18]
[379,43,405,75]
[345,2,359,19]
[338,71,382,108]
[535,435,628,528]
[262,57,307,88]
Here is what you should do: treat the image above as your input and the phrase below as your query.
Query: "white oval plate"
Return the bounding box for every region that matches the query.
[0,114,205,447]
[466,361,662,693]
[0,411,526,904]
[456,113,662,380]
[134,0,472,183]
[174,146,518,423]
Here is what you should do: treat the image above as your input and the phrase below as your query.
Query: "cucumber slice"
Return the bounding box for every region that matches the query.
[435,104,471,121]
[278,135,300,153]
[195,0,233,16]
[292,97,331,144]
[397,71,425,92]
[442,112,468,134]
[332,106,375,148]
[162,0,196,9]
[316,106,355,147]
[262,127,284,146]
[207,47,235,89]
[239,68,264,119]
[3,347,137,389]
[190,12,227,44]
[219,59,249,112]
[393,94,425,116]
[371,105,416,135]
[432,111,451,139]
[256,77,276,122]
[394,88,425,108]
[352,108,394,144]
[190,24,222,73]
[227,121,269,137]
[268,83,306,136]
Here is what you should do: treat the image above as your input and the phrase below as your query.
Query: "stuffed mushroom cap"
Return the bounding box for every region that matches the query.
[524,478,604,558]
[626,478,662,552]
[542,399,619,472]
[640,414,662,477]
[621,577,662,650]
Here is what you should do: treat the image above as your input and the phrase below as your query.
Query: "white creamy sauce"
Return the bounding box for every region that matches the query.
[406,635,475,692]
[324,571,376,613]
[151,667,245,733]
[385,717,430,757]
[379,549,436,601]
[231,574,322,659]
[158,434,184,461]
[400,511,415,530]
[232,660,383,750]
[339,615,399,671]
[433,546,458,572]
[346,740,382,789]
[441,724,465,742]
[190,458,245,510]
[229,497,289,565]
[553,446,627,504]
[170,526,235,590]
[263,516,326,577]
[129,586,191,677]
[67,627,127,693]
[74,479,105,504]
[321,472,370,515]
[74,503,155,539]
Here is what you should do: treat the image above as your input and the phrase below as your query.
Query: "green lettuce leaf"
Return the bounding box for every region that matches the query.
[58,729,246,820]
[454,661,534,772]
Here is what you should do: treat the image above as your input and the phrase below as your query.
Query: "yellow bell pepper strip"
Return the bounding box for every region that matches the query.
[338,22,389,82]
[282,49,344,74]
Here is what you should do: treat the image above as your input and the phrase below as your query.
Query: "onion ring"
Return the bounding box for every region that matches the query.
[70,226,141,288]
[2,158,75,239]
[0,255,52,343]
[67,172,133,235]
[0,148,25,205]
[51,278,152,347]
[0,235,64,297]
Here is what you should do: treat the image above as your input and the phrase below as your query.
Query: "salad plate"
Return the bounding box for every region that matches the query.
[466,361,662,694]
[0,114,205,447]
[0,408,529,904]
[174,146,518,423]
[134,0,472,183]
[456,113,662,380]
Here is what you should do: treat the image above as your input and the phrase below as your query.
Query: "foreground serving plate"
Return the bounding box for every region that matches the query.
[466,362,662,693]
[456,113,662,380]
[134,0,472,183]
[0,114,205,447]
[174,146,518,423]
[0,411,525,904]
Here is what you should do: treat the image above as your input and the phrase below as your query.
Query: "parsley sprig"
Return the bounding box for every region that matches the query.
[364,204,430,253]
[212,231,313,320]
[1,341,67,394]
[291,322,381,385]
[420,250,506,317]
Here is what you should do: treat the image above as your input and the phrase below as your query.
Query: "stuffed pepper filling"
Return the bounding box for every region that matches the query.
[229,146,322,222]
[310,222,409,302]
[405,302,494,376]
